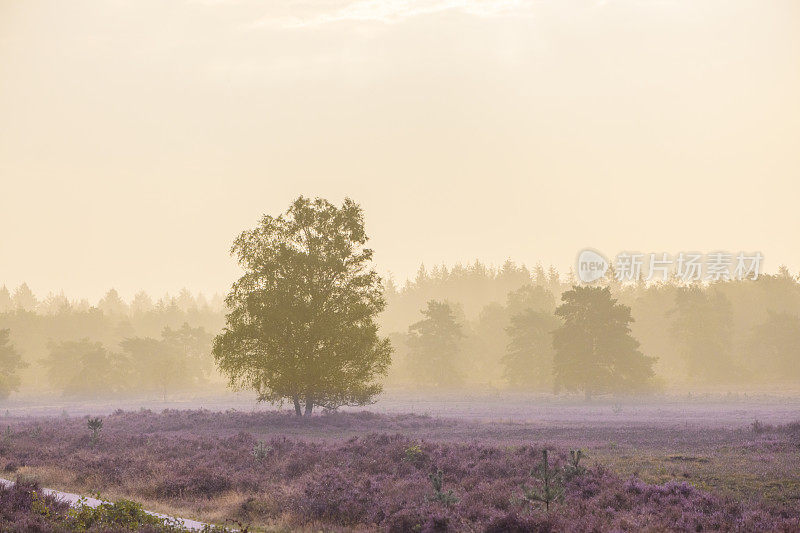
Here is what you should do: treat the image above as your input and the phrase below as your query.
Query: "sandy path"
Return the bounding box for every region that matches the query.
[0,478,208,530]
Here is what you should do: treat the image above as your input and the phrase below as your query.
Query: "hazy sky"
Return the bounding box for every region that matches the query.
[1,0,799,302]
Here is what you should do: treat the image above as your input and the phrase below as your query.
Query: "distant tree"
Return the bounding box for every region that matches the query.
[407,300,465,387]
[506,285,556,317]
[175,288,197,313]
[212,196,392,416]
[162,323,214,382]
[748,311,800,381]
[13,283,37,311]
[98,289,129,316]
[40,339,124,398]
[130,291,154,314]
[40,292,70,315]
[0,287,13,314]
[0,329,26,399]
[668,286,734,382]
[553,286,655,400]
[503,309,560,390]
[469,302,509,384]
[120,337,189,401]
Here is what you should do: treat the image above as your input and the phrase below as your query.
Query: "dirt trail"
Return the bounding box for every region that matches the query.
[0,478,208,530]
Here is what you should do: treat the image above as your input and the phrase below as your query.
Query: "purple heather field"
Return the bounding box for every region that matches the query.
[0,393,799,532]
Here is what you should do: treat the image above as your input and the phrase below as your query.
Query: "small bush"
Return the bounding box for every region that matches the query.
[87,418,103,446]
[403,444,425,464]
[252,441,271,462]
[428,469,458,506]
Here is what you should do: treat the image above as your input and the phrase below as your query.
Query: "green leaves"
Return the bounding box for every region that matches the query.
[213,196,392,415]
[552,286,656,398]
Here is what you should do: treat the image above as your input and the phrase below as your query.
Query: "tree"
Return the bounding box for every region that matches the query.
[212,196,392,416]
[98,289,129,316]
[162,323,214,382]
[0,287,13,314]
[506,285,556,316]
[668,286,734,382]
[503,308,559,390]
[407,300,465,387]
[120,337,189,401]
[552,286,655,400]
[0,330,26,399]
[40,339,125,398]
[130,291,154,315]
[13,283,37,312]
[748,311,800,382]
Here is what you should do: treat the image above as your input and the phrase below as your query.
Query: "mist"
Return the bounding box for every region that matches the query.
[2,1,799,531]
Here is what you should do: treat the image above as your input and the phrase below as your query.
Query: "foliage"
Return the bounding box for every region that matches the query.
[87,417,102,445]
[747,310,800,381]
[427,469,458,505]
[668,286,735,382]
[120,337,195,400]
[563,449,586,480]
[34,323,213,400]
[67,497,184,530]
[213,196,392,415]
[0,478,229,532]
[251,441,271,462]
[521,449,564,511]
[553,286,656,399]
[40,340,126,398]
[403,443,425,464]
[0,328,27,399]
[502,308,560,390]
[406,300,465,387]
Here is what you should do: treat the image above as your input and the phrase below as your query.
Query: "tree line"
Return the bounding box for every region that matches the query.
[0,295,222,399]
[1,196,799,406]
[385,263,800,391]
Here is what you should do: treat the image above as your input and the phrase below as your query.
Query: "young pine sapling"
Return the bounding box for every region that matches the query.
[428,469,458,505]
[87,418,103,446]
[522,449,564,512]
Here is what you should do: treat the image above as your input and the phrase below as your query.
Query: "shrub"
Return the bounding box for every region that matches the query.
[563,449,586,480]
[251,441,271,462]
[403,444,425,464]
[428,469,458,506]
[87,418,103,446]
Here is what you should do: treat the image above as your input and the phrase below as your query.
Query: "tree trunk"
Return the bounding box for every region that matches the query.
[304,394,314,416]
[293,396,302,416]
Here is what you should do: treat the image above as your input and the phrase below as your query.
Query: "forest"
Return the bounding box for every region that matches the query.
[1,261,798,400]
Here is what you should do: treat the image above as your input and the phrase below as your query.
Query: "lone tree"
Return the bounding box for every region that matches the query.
[213,196,392,416]
[552,286,655,400]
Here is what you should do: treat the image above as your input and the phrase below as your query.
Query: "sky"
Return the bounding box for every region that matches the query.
[1,0,799,302]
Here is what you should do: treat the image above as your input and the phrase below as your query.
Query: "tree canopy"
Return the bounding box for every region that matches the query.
[212,196,392,415]
[406,300,465,388]
[553,286,655,399]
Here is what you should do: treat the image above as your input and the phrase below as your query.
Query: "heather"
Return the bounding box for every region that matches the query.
[1,409,798,531]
